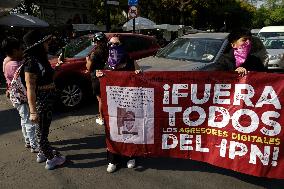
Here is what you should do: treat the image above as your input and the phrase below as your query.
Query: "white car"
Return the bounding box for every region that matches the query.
[263,37,284,71]
[258,26,284,41]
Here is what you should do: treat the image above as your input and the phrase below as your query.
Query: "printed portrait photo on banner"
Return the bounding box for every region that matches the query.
[119,110,138,135]
[106,86,154,144]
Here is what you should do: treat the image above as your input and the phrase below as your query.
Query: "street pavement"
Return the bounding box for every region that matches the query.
[0,87,283,189]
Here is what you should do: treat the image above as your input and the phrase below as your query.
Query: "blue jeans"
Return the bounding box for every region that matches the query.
[15,103,38,149]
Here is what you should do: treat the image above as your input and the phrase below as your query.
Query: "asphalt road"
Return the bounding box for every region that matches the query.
[0,86,283,189]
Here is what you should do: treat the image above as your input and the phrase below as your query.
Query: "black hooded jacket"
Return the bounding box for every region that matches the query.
[214,48,267,72]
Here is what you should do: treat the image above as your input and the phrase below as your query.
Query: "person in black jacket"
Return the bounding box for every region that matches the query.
[86,32,109,125]
[215,28,267,76]
[95,36,141,173]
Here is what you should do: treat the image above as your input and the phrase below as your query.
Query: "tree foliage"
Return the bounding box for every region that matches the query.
[11,0,40,16]
[12,0,283,30]
[137,0,255,31]
[253,0,284,27]
[90,0,106,25]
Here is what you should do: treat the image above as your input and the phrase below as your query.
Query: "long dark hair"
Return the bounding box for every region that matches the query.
[96,41,109,60]
[23,43,49,65]
[228,28,252,44]
[1,37,21,56]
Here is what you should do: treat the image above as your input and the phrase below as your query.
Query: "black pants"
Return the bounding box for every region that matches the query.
[91,77,100,96]
[107,150,135,165]
[35,92,58,160]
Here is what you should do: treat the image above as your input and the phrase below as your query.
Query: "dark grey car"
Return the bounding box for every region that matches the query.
[137,32,268,71]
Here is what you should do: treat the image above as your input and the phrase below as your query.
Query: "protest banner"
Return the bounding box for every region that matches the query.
[100,71,284,179]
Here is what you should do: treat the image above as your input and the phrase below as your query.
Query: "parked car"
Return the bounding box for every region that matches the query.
[137,32,268,71]
[258,26,284,41]
[50,33,160,108]
[263,36,284,71]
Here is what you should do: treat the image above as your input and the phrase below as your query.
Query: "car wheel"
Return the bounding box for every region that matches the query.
[59,82,84,108]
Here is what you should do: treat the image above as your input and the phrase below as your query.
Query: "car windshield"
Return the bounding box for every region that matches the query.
[74,44,95,58]
[258,32,284,41]
[64,36,92,58]
[156,38,224,63]
[263,38,284,49]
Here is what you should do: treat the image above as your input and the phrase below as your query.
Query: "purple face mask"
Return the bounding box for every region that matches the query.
[107,45,126,69]
[233,40,252,67]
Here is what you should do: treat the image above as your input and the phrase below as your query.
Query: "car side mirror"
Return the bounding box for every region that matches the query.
[59,47,65,61]
[260,37,265,42]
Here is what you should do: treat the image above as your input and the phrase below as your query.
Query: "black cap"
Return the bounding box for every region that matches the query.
[93,32,107,42]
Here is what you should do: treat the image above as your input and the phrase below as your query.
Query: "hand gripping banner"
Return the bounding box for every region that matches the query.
[100,71,284,179]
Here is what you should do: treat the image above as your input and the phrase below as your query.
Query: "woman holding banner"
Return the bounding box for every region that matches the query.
[96,35,142,173]
[215,28,267,76]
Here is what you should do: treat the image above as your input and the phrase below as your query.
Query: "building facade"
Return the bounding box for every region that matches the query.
[38,0,93,25]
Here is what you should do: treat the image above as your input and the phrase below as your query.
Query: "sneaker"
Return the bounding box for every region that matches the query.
[25,143,31,148]
[31,148,39,153]
[106,163,117,173]
[96,118,104,126]
[45,155,66,170]
[36,152,47,163]
[127,159,136,169]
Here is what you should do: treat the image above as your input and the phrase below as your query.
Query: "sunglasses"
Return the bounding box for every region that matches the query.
[108,42,121,46]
